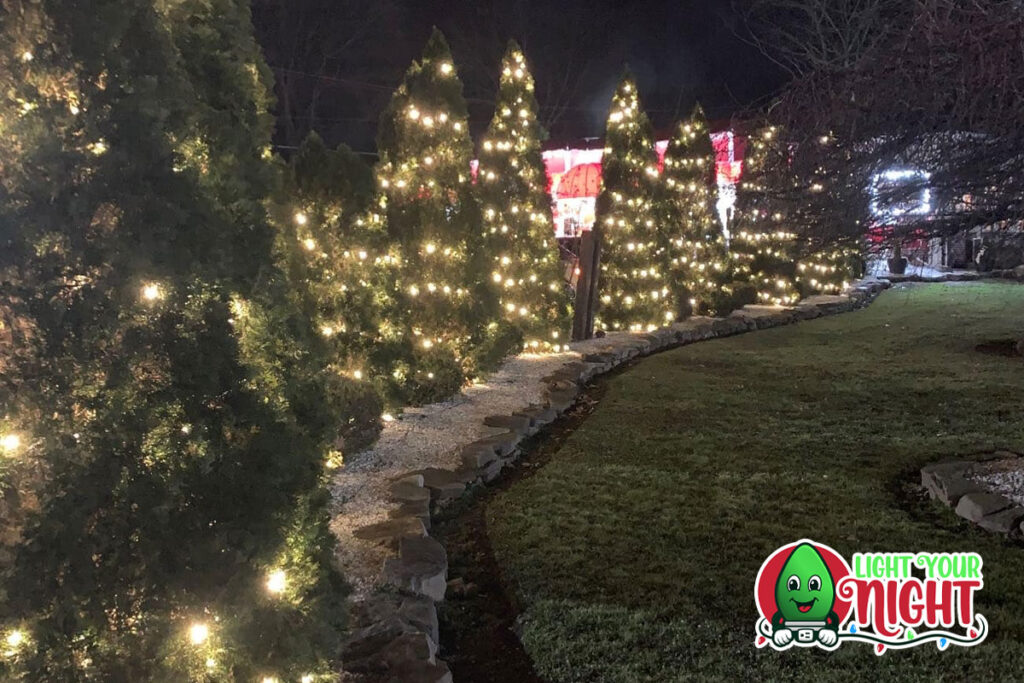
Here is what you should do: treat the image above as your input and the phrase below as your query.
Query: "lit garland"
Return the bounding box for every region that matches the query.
[594,73,676,332]
[477,41,570,353]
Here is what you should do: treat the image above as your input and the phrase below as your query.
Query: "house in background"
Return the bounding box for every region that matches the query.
[542,130,745,239]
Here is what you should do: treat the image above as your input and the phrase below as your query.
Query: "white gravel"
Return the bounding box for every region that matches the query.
[328,349,580,600]
[968,459,1024,507]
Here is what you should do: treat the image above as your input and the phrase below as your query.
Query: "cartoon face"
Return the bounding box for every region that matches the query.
[774,543,835,622]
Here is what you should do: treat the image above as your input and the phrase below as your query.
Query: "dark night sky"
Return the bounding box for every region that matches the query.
[252,0,787,153]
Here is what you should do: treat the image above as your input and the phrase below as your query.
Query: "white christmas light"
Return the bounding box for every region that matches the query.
[266,569,286,594]
[141,283,162,302]
[1,433,22,453]
[189,623,209,646]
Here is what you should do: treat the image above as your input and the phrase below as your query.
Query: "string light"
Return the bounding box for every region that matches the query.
[0,434,21,454]
[188,623,209,646]
[141,283,162,302]
[266,569,286,594]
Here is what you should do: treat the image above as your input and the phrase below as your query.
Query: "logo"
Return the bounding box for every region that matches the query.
[754,539,987,654]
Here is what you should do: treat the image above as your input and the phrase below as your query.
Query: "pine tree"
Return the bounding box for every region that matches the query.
[477,41,570,353]
[594,72,675,332]
[0,1,344,679]
[661,104,730,316]
[375,29,512,402]
[730,127,800,306]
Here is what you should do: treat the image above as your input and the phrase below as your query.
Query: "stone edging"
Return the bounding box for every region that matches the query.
[921,455,1024,536]
[339,276,900,682]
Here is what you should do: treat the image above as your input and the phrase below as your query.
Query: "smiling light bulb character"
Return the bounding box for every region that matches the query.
[771,543,839,647]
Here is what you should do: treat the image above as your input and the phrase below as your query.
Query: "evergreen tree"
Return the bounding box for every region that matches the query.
[594,72,675,332]
[0,1,344,679]
[797,243,862,295]
[661,104,730,316]
[730,127,800,306]
[477,41,570,353]
[375,29,512,401]
[276,132,386,453]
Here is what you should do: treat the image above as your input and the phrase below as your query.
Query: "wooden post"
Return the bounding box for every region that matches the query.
[572,229,601,341]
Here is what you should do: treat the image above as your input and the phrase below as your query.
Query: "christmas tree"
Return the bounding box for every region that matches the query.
[797,243,862,295]
[276,132,386,453]
[477,41,571,353]
[375,29,514,402]
[730,127,800,306]
[660,104,731,316]
[789,137,863,296]
[0,1,344,679]
[594,72,675,332]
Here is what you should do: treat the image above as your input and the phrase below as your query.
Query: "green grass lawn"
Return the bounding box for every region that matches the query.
[486,283,1024,682]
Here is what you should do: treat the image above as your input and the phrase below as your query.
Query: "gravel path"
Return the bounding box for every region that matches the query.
[329,350,580,600]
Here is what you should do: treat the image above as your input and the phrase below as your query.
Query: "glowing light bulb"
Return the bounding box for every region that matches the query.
[6,630,24,648]
[20,51,32,62]
[294,212,307,225]
[141,283,162,302]
[353,370,363,380]
[303,238,316,251]
[382,413,395,422]
[1,433,22,454]
[266,569,286,594]
[189,623,209,646]
[439,62,453,74]
[301,677,314,683]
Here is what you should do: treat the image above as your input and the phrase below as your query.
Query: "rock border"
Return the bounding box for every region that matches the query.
[337,276,908,682]
[921,452,1024,536]
[343,269,1024,680]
